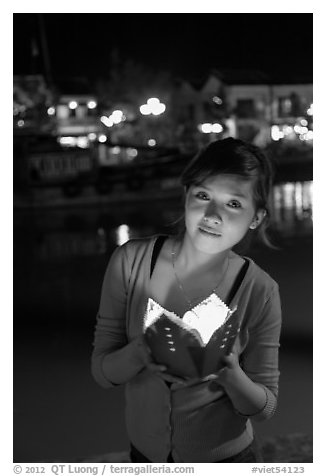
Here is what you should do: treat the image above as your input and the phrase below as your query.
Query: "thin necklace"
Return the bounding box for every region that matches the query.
[171,240,230,308]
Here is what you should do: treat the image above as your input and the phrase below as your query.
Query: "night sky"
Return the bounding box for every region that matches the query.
[13,13,312,83]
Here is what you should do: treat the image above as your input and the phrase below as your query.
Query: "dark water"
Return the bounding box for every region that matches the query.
[14,185,313,462]
[14,181,313,337]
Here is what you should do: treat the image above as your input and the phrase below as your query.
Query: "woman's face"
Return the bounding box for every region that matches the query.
[184,174,265,255]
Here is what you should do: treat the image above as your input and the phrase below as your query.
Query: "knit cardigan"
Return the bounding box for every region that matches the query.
[92,235,282,463]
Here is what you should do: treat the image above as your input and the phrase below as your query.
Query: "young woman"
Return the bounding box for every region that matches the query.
[91,138,282,463]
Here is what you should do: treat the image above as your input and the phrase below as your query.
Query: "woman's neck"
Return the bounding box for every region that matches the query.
[173,234,230,274]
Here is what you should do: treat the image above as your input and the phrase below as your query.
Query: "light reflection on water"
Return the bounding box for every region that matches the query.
[270,181,313,235]
[15,181,312,262]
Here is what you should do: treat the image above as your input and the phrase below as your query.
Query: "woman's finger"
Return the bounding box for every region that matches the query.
[222,351,239,367]
[201,373,218,382]
[147,363,167,373]
[156,371,186,385]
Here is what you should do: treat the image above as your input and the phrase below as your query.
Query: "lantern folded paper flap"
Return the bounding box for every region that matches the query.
[143,294,241,379]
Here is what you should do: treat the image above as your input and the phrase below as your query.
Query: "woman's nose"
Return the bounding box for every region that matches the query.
[203,202,222,225]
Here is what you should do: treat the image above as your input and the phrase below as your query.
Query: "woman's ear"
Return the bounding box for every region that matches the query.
[249,209,267,230]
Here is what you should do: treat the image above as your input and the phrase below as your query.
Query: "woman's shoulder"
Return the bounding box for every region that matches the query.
[115,234,169,262]
[233,251,279,293]
[122,234,168,250]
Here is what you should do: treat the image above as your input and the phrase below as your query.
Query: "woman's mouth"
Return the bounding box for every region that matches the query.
[198,226,222,237]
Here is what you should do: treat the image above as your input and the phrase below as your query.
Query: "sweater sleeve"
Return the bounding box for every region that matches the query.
[240,282,282,421]
[91,243,145,388]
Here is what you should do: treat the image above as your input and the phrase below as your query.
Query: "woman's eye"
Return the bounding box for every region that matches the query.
[228,200,242,209]
[195,191,210,200]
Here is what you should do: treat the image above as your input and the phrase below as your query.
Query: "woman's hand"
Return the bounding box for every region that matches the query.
[203,350,267,416]
[215,351,243,386]
[202,351,242,389]
[133,335,186,384]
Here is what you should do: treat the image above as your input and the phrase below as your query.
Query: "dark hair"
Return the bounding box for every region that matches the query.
[180,137,275,248]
